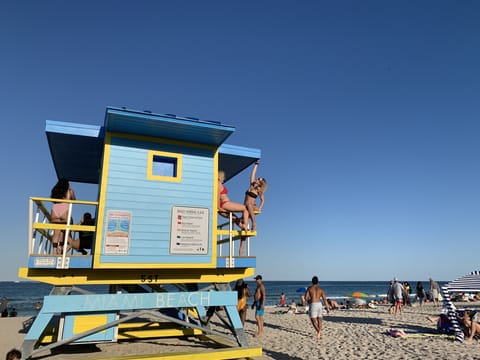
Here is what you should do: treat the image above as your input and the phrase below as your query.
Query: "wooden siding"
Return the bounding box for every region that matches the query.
[99,135,215,266]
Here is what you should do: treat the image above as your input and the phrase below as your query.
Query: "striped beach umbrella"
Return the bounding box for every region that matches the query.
[442,270,480,342]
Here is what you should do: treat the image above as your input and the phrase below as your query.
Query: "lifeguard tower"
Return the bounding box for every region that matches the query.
[19,107,262,359]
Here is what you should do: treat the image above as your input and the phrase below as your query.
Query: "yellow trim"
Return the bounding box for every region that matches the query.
[117,322,202,339]
[212,152,219,258]
[73,314,109,334]
[216,230,256,236]
[93,347,262,360]
[18,267,255,285]
[33,223,95,232]
[147,150,182,182]
[31,197,99,206]
[93,133,112,269]
[95,262,216,269]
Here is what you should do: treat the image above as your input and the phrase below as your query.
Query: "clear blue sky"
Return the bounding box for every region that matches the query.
[1,1,479,281]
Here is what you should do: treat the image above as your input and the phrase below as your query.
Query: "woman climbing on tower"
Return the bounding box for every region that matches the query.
[243,160,267,231]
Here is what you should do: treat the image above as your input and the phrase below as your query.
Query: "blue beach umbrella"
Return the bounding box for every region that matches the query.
[296,287,307,293]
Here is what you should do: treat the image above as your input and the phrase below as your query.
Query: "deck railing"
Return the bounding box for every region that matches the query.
[29,197,99,268]
[217,212,255,267]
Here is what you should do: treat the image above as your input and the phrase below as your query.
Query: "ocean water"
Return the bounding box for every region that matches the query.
[0,280,446,317]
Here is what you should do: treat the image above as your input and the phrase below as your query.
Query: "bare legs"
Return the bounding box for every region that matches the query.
[393,301,403,317]
[245,202,256,230]
[220,202,248,230]
[255,313,264,337]
[51,230,76,254]
[239,236,246,257]
[310,317,323,339]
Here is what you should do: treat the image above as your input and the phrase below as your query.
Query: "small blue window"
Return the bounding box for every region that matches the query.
[152,155,177,177]
[147,150,182,182]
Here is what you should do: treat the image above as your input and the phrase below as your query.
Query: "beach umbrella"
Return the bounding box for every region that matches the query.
[442,270,480,342]
[296,287,307,293]
[348,291,369,298]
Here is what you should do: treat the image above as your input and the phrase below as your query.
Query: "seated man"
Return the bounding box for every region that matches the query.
[70,212,95,255]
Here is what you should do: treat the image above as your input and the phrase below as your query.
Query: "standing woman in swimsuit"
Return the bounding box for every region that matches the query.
[243,161,267,231]
[218,170,248,231]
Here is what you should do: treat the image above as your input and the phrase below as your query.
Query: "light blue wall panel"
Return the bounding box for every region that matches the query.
[99,135,215,265]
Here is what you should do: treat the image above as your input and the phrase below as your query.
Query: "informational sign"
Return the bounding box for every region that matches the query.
[104,210,132,255]
[170,206,209,254]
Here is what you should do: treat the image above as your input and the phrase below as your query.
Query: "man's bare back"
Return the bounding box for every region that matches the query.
[305,276,330,339]
[306,285,327,304]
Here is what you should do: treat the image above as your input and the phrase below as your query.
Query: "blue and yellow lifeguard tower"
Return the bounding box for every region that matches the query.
[19,107,262,359]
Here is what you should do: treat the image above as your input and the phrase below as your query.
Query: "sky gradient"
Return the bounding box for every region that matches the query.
[1,1,479,281]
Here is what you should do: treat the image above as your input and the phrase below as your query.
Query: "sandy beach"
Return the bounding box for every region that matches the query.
[3,302,480,360]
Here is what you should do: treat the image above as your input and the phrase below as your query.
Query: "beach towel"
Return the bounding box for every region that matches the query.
[387,328,455,339]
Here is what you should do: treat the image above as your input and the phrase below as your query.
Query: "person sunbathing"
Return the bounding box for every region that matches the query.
[327,299,346,310]
[462,310,480,342]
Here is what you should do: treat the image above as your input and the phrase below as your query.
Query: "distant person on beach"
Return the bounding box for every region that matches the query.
[243,160,267,231]
[279,292,286,306]
[9,308,17,317]
[387,281,395,313]
[429,278,441,306]
[234,279,251,326]
[253,275,266,337]
[391,278,404,316]
[403,282,412,306]
[299,294,306,306]
[327,298,345,310]
[327,299,347,310]
[416,281,426,306]
[0,297,8,317]
[50,178,76,254]
[288,300,298,314]
[305,276,330,339]
[35,301,42,311]
[5,349,21,360]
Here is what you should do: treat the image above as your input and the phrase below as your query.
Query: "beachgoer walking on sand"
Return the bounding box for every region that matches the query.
[253,275,266,337]
[429,278,440,306]
[392,278,404,317]
[305,276,330,339]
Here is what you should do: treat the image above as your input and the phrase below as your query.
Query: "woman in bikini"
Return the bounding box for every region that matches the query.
[50,179,76,254]
[218,170,248,231]
[243,161,267,231]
